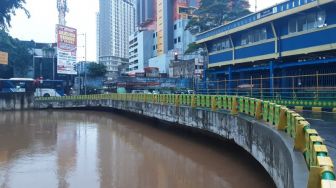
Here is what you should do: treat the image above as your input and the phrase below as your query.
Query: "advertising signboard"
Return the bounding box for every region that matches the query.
[56,25,77,75]
[0,51,8,65]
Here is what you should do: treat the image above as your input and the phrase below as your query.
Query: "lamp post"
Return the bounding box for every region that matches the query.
[78,33,87,95]
[53,53,57,80]
[84,33,87,95]
[33,56,43,78]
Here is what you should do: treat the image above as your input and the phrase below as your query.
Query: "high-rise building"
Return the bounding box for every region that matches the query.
[156,0,174,55]
[98,0,136,80]
[96,12,100,63]
[148,0,200,74]
[136,0,156,30]
[128,0,200,75]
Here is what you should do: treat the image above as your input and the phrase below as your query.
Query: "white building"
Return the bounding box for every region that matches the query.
[149,18,198,74]
[127,30,154,74]
[172,19,197,61]
[98,0,136,80]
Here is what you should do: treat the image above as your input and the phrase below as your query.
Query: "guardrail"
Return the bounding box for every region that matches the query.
[36,94,336,188]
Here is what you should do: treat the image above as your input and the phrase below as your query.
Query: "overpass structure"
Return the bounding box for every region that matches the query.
[196,0,336,104]
[35,94,336,188]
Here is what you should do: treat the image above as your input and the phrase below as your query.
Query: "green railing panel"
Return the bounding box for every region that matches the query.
[268,103,275,125]
[244,97,250,115]
[274,105,281,126]
[239,97,244,113]
[250,98,255,117]
[206,95,211,108]
[263,101,269,122]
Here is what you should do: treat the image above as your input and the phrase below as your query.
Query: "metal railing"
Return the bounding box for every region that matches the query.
[36,93,336,188]
[195,73,336,103]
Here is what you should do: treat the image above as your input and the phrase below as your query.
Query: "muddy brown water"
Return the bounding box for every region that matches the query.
[0,110,275,188]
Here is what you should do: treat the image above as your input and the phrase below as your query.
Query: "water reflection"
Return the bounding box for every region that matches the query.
[0,110,275,188]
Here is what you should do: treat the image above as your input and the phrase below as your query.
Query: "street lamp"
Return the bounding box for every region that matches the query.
[78,33,87,95]
[53,53,57,80]
[33,55,43,78]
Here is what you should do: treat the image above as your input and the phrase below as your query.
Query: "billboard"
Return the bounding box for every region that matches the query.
[56,25,77,75]
[0,51,8,65]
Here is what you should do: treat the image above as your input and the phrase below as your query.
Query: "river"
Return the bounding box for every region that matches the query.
[0,110,275,188]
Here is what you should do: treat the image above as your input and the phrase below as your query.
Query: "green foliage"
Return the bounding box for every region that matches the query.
[0,0,30,30]
[184,42,203,55]
[186,0,251,34]
[87,63,107,78]
[184,0,251,54]
[0,30,33,78]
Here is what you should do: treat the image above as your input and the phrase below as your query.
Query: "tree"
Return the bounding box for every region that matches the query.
[184,42,203,55]
[185,0,251,53]
[0,30,33,78]
[0,0,30,30]
[87,63,107,78]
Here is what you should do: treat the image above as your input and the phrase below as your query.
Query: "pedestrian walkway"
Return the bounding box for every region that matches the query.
[301,111,336,173]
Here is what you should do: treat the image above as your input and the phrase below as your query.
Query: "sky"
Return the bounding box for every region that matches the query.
[8,0,283,62]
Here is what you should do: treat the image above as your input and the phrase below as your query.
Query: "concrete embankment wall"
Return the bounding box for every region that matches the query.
[34,99,308,188]
[0,93,34,111]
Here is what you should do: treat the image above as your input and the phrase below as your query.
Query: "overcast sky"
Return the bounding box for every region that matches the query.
[8,0,283,62]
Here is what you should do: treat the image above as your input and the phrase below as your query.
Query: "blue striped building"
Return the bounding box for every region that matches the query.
[196,0,336,99]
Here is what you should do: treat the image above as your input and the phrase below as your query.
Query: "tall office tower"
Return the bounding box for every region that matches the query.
[98,0,136,80]
[96,12,100,62]
[136,0,157,30]
[156,0,174,55]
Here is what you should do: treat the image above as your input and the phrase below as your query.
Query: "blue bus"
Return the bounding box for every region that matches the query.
[34,80,65,97]
[0,78,65,97]
[0,78,35,93]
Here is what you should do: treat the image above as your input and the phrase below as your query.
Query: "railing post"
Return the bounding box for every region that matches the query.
[255,99,262,120]
[175,94,180,107]
[211,96,217,111]
[277,107,287,131]
[231,96,238,115]
[316,71,319,100]
[228,65,232,95]
[191,95,196,108]
[250,76,253,97]
[270,61,274,98]
[294,120,310,152]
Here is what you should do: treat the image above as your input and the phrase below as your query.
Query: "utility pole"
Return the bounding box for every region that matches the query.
[57,0,68,26]
[84,33,87,95]
[255,0,258,12]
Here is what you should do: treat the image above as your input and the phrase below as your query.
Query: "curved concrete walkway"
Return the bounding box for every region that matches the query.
[301,111,336,174]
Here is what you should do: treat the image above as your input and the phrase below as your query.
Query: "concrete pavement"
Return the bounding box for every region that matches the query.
[300,111,336,173]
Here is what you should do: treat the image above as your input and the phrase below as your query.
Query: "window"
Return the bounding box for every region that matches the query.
[241,34,249,46]
[306,14,317,30]
[174,24,177,30]
[178,37,181,43]
[209,38,232,52]
[174,38,177,44]
[289,19,297,33]
[241,27,267,46]
[288,10,326,34]
[317,11,326,27]
[297,16,307,32]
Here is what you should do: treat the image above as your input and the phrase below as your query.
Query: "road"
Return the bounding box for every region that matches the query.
[300,111,336,173]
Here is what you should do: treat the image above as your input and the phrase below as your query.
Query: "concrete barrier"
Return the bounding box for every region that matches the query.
[0,93,34,111]
[35,97,311,188]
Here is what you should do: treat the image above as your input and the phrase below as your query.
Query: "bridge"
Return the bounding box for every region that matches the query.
[32,93,336,188]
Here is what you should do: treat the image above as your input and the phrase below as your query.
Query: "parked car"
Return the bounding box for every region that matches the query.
[131,90,151,94]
